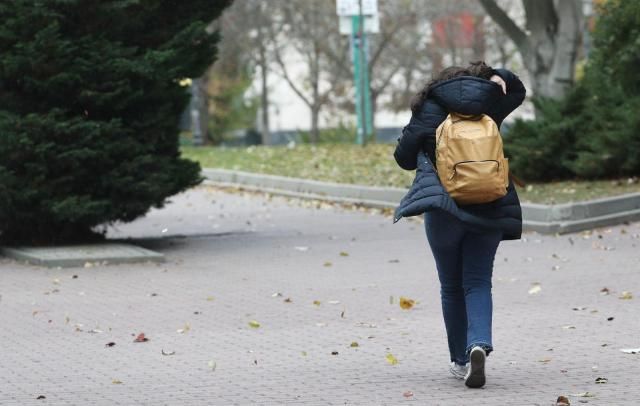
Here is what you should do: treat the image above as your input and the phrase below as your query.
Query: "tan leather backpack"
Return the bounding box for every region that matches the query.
[435,113,509,205]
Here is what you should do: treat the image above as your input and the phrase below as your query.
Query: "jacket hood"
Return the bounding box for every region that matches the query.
[428,76,503,115]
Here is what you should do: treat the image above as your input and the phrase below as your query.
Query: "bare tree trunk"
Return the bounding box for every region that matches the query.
[258,45,270,145]
[480,0,582,101]
[544,0,582,99]
[190,77,208,146]
[310,105,320,143]
[370,93,377,133]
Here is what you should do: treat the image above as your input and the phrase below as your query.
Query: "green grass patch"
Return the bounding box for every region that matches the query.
[182,145,640,204]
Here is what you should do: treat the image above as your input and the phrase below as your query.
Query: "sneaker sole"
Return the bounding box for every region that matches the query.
[465,349,486,388]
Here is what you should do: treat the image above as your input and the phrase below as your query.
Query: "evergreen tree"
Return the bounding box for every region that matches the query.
[0,0,232,243]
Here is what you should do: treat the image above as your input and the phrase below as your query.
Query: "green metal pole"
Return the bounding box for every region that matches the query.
[351,15,364,146]
[362,33,374,143]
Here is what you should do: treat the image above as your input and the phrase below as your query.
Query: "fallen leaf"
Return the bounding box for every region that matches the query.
[528,283,542,295]
[571,392,595,398]
[620,348,640,354]
[133,333,149,342]
[323,262,333,267]
[619,291,633,300]
[105,342,116,347]
[206,296,215,301]
[403,391,414,398]
[386,353,398,365]
[339,251,349,257]
[355,322,377,328]
[161,349,175,356]
[176,323,191,334]
[208,360,216,371]
[399,296,415,310]
[350,341,359,347]
[112,379,123,384]
[248,320,261,328]
[301,351,307,356]
[556,395,570,405]
[313,300,321,306]
[595,377,608,384]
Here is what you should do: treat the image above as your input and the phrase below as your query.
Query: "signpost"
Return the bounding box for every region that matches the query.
[337,0,377,145]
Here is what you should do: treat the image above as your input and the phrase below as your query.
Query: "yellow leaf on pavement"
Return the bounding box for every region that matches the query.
[619,291,633,300]
[399,296,415,310]
[528,283,542,295]
[248,320,260,328]
[386,353,398,365]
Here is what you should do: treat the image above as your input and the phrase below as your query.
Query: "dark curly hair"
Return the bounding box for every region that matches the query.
[410,61,494,114]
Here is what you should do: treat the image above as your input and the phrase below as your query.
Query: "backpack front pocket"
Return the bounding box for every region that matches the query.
[447,160,507,204]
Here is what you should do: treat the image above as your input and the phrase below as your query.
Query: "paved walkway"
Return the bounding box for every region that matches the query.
[1,185,639,405]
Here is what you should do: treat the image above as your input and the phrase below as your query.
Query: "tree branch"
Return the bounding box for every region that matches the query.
[266,16,312,108]
[479,0,529,51]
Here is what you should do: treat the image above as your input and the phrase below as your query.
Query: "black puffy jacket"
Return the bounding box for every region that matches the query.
[393,69,526,240]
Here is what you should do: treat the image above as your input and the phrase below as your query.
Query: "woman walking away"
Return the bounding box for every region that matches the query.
[393,61,526,388]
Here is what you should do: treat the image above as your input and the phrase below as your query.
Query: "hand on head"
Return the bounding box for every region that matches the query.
[490,75,507,94]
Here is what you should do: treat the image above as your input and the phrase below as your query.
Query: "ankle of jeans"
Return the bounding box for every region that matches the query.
[466,342,493,357]
[451,356,468,366]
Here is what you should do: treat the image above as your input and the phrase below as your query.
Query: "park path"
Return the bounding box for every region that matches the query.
[1,185,639,405]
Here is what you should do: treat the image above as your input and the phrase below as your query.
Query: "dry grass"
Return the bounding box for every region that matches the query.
[182,145,640,204]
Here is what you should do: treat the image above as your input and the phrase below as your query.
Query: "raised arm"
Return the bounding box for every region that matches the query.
[487,68,526,126]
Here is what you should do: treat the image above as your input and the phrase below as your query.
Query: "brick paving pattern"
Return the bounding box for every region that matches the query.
[1,185,639,405]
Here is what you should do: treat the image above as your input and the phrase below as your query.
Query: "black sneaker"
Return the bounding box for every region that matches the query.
[464,346,486,388]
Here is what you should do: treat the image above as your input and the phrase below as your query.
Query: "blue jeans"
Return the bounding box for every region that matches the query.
[425,211,502,365]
